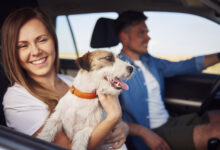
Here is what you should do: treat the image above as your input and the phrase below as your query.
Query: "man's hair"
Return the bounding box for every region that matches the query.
[114,10,147,36]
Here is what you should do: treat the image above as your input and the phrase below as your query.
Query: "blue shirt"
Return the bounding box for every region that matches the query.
[119,51,205,150]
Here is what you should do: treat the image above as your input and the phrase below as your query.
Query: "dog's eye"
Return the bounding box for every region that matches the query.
[105,55,114,61]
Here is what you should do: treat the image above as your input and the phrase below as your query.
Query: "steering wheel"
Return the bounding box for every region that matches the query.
[198,76,220,115]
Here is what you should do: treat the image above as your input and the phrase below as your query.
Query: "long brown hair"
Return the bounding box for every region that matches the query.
[1,7,60,112]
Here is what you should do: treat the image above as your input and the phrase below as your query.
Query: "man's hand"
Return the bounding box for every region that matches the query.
[204,53,220,67]
[127,122,171,150]
[142,129,170,150]
[104,121,129,149]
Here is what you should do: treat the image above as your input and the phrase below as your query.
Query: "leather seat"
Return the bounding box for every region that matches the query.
[0,64,9,126]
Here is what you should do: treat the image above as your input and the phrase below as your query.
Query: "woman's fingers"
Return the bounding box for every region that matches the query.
[104,121,129,149]
[108,138,126,149]
[98,93,122,119]
[105,131,122,143]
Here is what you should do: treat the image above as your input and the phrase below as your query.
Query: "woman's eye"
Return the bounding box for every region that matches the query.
[17,45,27,49]
[39,38,47,42]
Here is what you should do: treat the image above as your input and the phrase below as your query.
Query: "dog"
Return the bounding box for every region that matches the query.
[37,50,133,150]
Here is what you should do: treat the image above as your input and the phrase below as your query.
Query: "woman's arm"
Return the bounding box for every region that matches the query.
[31,93,124,150]
[88,94,122,150]
[104,121,129,149]
[33,126,72,149]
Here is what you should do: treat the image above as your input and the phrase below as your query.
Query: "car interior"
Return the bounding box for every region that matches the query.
[0,0,220,149]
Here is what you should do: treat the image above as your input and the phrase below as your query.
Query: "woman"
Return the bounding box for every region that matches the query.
[1,7,128,149]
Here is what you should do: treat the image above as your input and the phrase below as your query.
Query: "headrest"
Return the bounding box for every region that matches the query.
[90,18,119,48]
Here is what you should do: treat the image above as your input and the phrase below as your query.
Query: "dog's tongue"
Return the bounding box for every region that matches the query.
[114,78,129,90]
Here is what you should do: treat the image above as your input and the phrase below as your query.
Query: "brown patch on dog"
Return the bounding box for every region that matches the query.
[76,52,91,71]
[89,50,115,71]
[76,50,116,71]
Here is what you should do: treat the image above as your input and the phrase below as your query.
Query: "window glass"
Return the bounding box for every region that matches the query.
[56,11,220,74]
[56,16,77,59]
[146,12,220,58]
[145,12,220,74]
[56,12,120,60]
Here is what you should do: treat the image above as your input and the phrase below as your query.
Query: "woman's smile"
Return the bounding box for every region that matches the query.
[30,57,47,66]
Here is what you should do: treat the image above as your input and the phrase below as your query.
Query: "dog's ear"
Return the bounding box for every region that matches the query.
[76,52,91,71]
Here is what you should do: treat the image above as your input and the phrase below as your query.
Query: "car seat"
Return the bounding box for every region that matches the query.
[90,17,119,48]
[0,64,9,126]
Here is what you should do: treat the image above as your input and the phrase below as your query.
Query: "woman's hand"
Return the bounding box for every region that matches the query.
[98,93,122,121]
[104,121,129,149]
[88,94,123,149]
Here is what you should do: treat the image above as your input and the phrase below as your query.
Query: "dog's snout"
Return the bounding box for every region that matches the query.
[127,66,133,74]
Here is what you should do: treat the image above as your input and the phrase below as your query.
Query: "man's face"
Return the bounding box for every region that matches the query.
[122,21,150,59]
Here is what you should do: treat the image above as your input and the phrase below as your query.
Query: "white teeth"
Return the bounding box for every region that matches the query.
[32,58,46,64]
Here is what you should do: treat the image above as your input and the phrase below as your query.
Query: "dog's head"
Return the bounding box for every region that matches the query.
[76,50,133,95]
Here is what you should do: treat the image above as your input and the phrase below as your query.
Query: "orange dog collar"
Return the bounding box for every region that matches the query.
[70,86,97,99]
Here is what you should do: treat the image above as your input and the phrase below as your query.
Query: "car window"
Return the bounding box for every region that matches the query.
[56,12,120,60]
[145,12,220,74]
[56,11,220,74]
[56,15,77,59]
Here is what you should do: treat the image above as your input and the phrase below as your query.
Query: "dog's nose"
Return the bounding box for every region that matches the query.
[127,66,133,74]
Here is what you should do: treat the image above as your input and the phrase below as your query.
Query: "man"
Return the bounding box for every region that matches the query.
[115,10,220,150]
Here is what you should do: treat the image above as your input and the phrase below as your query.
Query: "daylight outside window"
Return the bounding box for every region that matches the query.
[56,11,220,74]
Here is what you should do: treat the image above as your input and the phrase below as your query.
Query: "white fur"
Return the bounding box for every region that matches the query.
[37,50,133,150]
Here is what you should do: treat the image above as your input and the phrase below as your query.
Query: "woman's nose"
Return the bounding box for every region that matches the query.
[31,44,41,55]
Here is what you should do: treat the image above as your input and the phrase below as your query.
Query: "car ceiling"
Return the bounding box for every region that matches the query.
[0,0,220,26]
[37,0,220,23]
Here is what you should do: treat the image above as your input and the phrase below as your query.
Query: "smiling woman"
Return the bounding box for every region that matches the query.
[1,7,73,148]
[1,8,61,112]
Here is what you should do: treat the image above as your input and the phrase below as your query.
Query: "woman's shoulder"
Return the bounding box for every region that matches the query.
[3,83,46,107]
[58,74,74,86]
[4,83,30,98]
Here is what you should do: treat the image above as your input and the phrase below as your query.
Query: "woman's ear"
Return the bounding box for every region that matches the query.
[75,51,91,71]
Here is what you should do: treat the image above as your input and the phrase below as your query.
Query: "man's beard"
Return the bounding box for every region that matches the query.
[128,45,148,55]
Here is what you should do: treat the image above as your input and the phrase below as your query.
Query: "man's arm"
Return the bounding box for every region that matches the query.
[204,53,220,68]
[126,122,171,150]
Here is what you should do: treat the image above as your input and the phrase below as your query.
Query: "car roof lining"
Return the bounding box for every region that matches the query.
[35,0,220,24]
[0,0,219,25]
